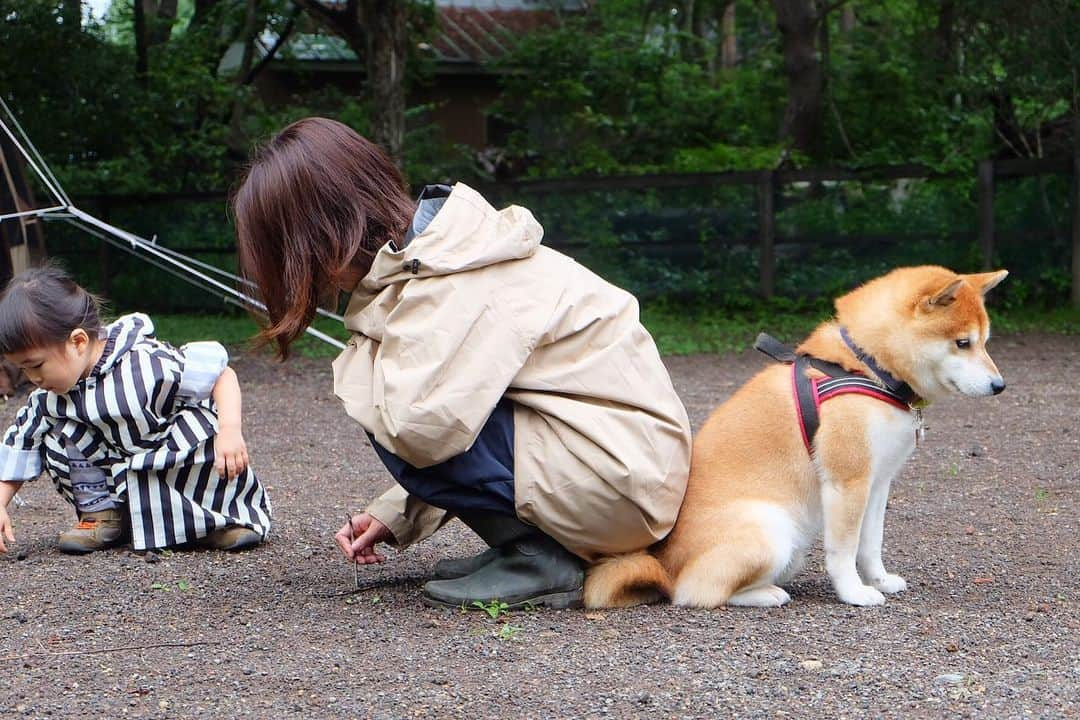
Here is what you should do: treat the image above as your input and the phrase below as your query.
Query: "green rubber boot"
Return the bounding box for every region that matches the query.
[432,546,499,580]
[422,512,583,610]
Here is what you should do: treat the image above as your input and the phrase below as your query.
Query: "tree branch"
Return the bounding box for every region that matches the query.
[818,0,850,19]
[244,5,302,85]
[3,640,221,662]
[295,0,346,36]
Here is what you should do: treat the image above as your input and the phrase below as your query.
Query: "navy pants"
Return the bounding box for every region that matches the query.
[369,398,516,517]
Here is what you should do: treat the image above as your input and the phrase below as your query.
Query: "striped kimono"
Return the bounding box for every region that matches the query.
[0,313,272,550]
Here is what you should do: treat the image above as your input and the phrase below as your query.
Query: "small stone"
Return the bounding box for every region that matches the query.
[16,552,27,561]
[967,445,985,457]
[144,552,159,564]
[934,673,965,685]
[945,641,959,652]
[800,660,824,671]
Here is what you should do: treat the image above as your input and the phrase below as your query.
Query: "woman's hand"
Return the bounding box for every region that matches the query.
[335,513,391,564]
[214,425,249,480]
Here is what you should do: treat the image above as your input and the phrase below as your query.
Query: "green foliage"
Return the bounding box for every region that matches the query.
[124,302,1076,364]
[492,1,786,176]
[3,0,1076,315]
[642,303,1078,357]
[495,624,522,641]
[470,599,511,619]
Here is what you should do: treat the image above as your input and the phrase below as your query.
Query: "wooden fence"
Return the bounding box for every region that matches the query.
[71,152,1080,307]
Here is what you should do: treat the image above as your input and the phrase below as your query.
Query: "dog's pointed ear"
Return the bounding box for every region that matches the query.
[965,269,1009,296]
[927,278,965,307]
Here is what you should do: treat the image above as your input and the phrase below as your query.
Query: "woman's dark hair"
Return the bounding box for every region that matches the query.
[231,117,415,359]
[0,265,104,355]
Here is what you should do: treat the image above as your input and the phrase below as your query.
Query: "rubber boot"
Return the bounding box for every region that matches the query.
[422,511,583,610]
[432,547,499,580]
[57,508,127,554]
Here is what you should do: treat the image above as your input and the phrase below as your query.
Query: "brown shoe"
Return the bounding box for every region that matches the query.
[57,509,127,554]
[198,526,263,552]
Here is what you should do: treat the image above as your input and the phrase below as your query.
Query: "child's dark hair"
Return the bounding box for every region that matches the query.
[0,266,104,355]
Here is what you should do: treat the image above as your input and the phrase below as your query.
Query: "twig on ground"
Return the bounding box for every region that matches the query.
[2,639,220,661]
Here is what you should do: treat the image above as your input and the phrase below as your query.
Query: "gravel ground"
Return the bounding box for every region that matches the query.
[1,332,1076,719]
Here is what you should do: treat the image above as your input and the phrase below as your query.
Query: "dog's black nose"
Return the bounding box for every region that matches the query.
[991,379,1006,395]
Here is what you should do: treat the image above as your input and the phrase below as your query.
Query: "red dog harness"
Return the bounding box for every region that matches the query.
[754,333,918,455]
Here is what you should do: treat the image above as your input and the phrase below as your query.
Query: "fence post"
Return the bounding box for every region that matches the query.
[977,159,995,271]
[1072,118,1080,308]
[757,170,776,298]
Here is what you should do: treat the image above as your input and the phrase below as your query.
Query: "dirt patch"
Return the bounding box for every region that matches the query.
[1,333,1076,718]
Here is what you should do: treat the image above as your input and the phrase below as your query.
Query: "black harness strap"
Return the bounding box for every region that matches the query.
[753,332,914,455]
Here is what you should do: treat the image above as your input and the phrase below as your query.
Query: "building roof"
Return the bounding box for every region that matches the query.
[235,0,581,74]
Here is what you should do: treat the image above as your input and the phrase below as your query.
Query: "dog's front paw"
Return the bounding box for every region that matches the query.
[870,573,907,594]
[837,584,886,606]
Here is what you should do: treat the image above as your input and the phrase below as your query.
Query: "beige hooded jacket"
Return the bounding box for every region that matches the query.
[331,183,691,561]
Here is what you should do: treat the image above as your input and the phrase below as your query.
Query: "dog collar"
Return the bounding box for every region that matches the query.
[838,327,921,406]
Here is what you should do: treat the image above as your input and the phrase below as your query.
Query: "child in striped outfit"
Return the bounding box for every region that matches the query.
[0,266,272,554]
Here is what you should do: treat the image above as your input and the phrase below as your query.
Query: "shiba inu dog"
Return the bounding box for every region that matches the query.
[586,266,1008,608]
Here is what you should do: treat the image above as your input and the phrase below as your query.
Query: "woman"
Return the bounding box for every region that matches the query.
[232,117,691,609]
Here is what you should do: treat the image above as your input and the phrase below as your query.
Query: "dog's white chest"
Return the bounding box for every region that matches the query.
[869,409,920,478]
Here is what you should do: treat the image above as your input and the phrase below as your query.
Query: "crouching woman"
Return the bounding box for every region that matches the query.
[232,117,691,609]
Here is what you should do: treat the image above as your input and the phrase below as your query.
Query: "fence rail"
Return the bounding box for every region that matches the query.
[69,153,1080,306]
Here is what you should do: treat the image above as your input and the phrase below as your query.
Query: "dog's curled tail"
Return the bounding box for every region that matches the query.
[584,551,671,608]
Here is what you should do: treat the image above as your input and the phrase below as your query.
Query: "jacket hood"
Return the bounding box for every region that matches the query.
[90,312,155,377]
[357,182,544,292]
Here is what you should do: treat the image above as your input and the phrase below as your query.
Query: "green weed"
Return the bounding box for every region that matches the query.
[495,624,522,641]
[470,599,511,619]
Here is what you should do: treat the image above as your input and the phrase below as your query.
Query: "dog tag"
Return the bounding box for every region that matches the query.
[914,408,926,446]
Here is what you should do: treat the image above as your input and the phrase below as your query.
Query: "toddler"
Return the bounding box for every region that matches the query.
[0,266,271,554]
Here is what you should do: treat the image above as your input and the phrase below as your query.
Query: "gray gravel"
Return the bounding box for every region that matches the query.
[1,333,1076,719]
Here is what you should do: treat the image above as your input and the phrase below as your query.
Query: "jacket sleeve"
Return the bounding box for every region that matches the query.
[366,277,534,468]
[365,483,454,548]
[0,390,52,481]
[176,341,229,403]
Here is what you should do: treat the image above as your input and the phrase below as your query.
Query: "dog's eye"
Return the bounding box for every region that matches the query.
[955,339,971,349]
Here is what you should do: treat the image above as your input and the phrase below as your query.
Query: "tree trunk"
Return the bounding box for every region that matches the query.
[361,0,407,163]
[721,2,737,69]
[134,0,179,84]
[190,0,221,28]
[936,0,956,83]
[61,0,82,33]
[144,0,178,46]
[773,0,824,159]
[134,0,148,85]
[840,4,855,33]
[294,0,408,160]
[227,0,260,153]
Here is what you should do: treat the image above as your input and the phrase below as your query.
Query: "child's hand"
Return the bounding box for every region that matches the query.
[214,425,249,481]
[0,506,14,553]
[334,513,391,564]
